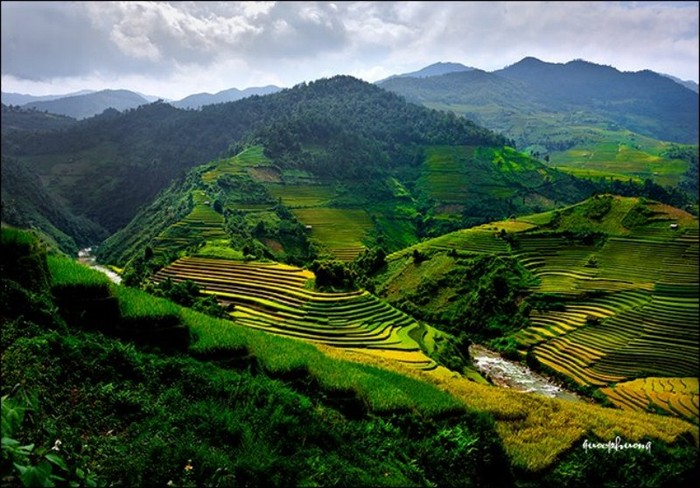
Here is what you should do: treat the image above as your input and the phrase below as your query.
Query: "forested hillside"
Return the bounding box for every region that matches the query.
[379,58,698,147]
[1,103,77,134]
[378,59,699,208]
[0,155,106,254]
[1,76,507,236]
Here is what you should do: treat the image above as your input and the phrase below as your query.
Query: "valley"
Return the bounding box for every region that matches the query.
[2,64,698,487]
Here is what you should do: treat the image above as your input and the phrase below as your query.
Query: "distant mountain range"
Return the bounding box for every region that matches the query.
[1,90,96,106]
[9,89,150,120]
[378,62,474,83]
[170,85,282,109]
[2,56,695,122]
[0,85,283,119]
[378,57,699,146]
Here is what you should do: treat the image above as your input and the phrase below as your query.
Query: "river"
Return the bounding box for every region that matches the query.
[78,247,122,285]
[469,344,581,401]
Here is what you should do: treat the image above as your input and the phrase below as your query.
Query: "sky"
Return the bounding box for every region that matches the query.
[2,1,698,101]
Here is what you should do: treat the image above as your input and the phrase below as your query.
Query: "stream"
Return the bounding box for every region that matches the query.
[78,247,122,285]
[469,344,581,401]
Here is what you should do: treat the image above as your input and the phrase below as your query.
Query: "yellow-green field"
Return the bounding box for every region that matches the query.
[152,256,436,371]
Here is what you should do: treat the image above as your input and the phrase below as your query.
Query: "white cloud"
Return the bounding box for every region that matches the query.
[1,1,697,99]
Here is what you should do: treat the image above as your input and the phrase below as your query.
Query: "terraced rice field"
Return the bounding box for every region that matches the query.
[201,146,270,183]
[266,184,336,208]
[152,256,436,371]
[601,377,699,424]
[418,146,476,203]
[508,224,699,419]
[292,207,372,261]
[389,197,699,422]
[387,226,511,260]
[151,190,227,254]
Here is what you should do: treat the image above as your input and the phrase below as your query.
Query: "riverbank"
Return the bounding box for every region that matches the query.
[469,344,581,402]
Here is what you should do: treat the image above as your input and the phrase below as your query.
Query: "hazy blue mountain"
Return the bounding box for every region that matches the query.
[171,85,282,109]
[1,90,94,106]
[378,62,473,83]
[20,89,149,119]
[659,73,699,93]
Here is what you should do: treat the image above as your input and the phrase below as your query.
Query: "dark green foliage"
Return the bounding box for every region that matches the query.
[0,227,51,293]
[393,254,535,339]
[412,249,427,264]
[1,156,107,255]
[529,434,699,488]
[1,103,77,134]
[95,171,198,267]
[2,77,506,234]
[146,278,228,318]
[591,177,693,211]
[622,200,656,229]
[584,194,613,220]
[663,144,699,207]
[310,259,358,291]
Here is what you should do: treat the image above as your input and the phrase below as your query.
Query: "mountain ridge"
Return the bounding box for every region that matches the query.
[19,89,150,120]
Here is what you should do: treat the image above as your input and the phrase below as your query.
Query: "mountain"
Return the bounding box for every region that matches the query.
[20,89,150,119]
[1,155,107,253]
[1,76,509,236]
[492,58,698,143]
[659,73,699,93]
[1,89,94,106]
[378,62,473,83]
[171,85,282,109]
[380,57,698,146]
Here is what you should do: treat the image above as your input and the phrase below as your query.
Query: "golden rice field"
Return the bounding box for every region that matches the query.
[317,344,699,472]
[152,256,436,372]
[601,377,699,424]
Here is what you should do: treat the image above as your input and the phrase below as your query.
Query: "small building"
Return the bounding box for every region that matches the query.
[669,223,679,230]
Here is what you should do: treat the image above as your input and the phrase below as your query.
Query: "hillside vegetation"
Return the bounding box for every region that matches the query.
[97,138,600,274]
[376,196,699,424]
[0,76,506,235]
[2,227,699,487]
[378,58,699,205]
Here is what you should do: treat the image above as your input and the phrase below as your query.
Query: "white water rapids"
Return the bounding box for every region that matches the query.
[470,344,581,401]
[78,247,122,285]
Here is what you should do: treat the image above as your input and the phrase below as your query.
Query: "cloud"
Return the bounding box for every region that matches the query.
[1,1,697,99]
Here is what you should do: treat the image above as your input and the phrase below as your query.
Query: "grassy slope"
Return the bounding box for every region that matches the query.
[3,227,698,486]
[101,142,594,267]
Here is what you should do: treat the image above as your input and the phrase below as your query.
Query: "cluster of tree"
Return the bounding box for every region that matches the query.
[663,144,699,201]
[144,277,228,318]
[1,103,77,134]
[310,247,388,292]
[393,253,535,340]
[593,177,694,210]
